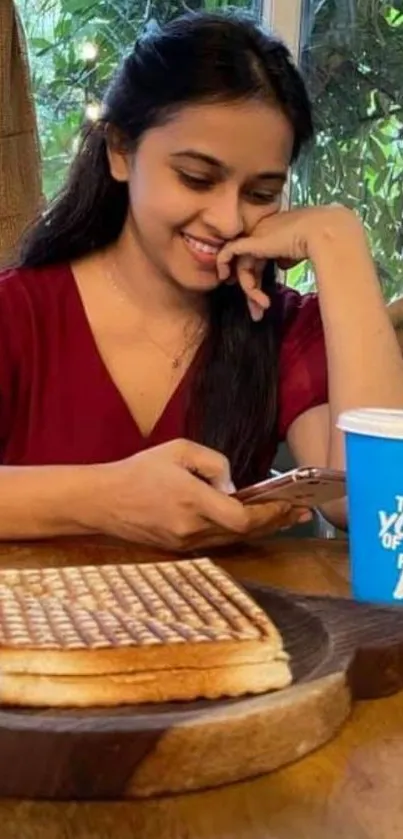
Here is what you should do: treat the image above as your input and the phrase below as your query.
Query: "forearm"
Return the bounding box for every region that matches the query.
[0,465,99,539]
[311,210,403,469]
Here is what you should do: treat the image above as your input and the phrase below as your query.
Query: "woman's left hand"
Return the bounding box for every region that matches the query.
[217,205,358,320]
[179,500,312,551]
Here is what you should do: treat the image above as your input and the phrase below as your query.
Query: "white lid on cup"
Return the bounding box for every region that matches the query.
[338,408,403,439]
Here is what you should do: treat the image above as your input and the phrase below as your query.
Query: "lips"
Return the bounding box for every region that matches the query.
[182,232,222,254]
[181,232,224,269]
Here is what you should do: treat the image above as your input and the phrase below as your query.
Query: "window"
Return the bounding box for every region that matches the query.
[17,0,261,198]
[281,0,403,300]
[18,0,403,301]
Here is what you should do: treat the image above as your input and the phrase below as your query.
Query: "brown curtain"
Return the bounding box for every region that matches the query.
[0,1,42,263]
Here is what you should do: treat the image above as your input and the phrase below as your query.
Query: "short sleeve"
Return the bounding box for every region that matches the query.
[277,288,328,440]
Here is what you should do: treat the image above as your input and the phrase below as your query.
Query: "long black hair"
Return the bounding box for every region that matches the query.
[20,12,313,486]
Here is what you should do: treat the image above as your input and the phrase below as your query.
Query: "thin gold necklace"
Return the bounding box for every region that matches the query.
[104,256,206,370]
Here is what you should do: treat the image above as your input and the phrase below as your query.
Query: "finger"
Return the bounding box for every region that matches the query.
[237,262,270,308]
[237,256,270,321]
[275,507,315,535]
[296,509,313,523]
[248,511,298,539]
[238,284,269,322]
[192,479,249,533]
[217,238,271,279]
[183,524,243,551]
[196,500,292,544]
[241,501,312,540]
[191,501,304,548]
[178,441,235,493]
[243,500,292,531]
[288,505,313,523]
[280,509,309,530]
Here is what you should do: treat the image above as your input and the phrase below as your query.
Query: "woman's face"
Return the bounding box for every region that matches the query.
[109,99,294,292]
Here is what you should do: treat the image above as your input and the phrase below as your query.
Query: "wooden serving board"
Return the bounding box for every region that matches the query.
[0,582,403,800]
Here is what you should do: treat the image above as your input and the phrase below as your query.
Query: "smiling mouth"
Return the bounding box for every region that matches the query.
[181,232,223,256]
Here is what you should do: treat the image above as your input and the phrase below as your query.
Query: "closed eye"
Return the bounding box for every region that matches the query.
[246,190,279,205]
[177,169,281,204]
[177,170,214,190]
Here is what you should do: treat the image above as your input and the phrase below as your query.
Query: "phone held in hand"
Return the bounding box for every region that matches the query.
[234,467,346,508]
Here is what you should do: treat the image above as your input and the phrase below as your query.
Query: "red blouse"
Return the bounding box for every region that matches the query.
[0,264,328,474]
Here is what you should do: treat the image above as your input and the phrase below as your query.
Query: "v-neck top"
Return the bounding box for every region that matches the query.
[0,264,328,482]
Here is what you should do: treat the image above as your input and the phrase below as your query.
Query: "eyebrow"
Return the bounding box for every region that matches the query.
[170,150,287,181]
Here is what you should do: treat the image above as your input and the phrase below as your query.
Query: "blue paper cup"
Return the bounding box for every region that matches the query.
[338,408,403,605]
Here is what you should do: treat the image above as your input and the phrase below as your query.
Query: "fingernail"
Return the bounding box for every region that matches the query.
[250,306,264,322]
[217,479,236,494]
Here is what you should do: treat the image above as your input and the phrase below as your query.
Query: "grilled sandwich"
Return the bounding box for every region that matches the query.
[0,558,291,707]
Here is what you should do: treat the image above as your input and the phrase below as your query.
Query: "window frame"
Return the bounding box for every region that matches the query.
[262,0,304,216]
[263,0,303,57]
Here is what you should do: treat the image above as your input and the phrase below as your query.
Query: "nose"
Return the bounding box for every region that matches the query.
[202,185,244,241]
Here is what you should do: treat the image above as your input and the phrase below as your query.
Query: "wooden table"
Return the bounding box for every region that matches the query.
[1,536,403,839]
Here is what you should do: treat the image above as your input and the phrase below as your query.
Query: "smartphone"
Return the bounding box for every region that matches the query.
[234,467,346,508]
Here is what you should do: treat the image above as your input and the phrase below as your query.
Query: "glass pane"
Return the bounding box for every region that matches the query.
[289,0,403,300]
[17,0,262,199]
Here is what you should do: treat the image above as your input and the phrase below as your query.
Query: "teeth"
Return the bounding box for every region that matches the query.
[183,234,220,255]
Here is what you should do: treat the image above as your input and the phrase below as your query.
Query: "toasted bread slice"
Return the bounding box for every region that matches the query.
[0,558,291,706]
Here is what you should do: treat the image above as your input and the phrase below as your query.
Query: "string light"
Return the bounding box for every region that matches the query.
[80,42,98,62]
[85,102,102,121]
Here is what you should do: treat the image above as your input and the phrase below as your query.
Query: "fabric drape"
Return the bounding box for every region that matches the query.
[0,1,42,262]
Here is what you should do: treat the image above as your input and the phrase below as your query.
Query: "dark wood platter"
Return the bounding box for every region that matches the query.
[0,580,402,800]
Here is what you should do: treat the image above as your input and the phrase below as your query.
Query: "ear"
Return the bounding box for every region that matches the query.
[107,146,130,182]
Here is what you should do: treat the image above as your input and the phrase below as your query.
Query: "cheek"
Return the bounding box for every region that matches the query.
[127,171,156,217]
[128,173,197,233]
[128,180,167,241]
[244,198,282,234]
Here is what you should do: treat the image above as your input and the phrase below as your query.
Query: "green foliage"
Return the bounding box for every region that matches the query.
[288,0,403,298]
[17,0,256,196]
[16,0,403,298]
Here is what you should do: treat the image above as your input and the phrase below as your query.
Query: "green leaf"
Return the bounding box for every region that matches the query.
[30,37,52,52]
[368,136,388,169]
[394,193,403,215]
[372,169,389,194]
[61,0,96,13]
[54,18,73,40]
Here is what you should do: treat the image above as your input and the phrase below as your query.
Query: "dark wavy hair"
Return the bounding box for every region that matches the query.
[19,11,313,486]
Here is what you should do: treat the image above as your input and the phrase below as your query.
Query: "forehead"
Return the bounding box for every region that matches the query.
[143,100,294,173]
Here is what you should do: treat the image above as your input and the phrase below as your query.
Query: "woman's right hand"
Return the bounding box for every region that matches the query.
[85,439,305,550]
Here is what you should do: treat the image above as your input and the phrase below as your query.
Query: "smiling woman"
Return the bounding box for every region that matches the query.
[104,100,292,302]
[0,11,402,549]
[167,123,289,284]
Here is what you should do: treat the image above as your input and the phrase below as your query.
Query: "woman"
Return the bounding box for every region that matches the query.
[0,12,402,549]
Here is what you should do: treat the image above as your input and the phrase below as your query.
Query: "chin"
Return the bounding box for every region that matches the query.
[184,276,220,293]
[173,268,221,293]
